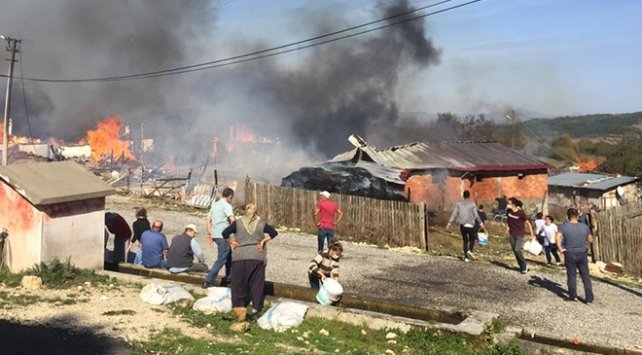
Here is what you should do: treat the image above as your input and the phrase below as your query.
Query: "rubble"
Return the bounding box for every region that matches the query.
[282,163,406,201]
[605,262,624,274]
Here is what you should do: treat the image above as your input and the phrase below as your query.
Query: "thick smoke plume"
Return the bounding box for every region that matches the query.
[0,0,442,180]
[263,0,441,154]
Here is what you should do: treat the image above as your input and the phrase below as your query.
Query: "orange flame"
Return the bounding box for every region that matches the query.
[165,155,175,170]
[577,159,598,173]
[86,115,136,162]
[231,124,257,143]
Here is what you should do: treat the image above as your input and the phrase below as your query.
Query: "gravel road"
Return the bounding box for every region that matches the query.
[107,195,642,350]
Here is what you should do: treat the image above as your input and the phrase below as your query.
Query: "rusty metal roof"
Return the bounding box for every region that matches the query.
[548,172,639,191]
[0,161,115,205]
[331,141,551,172]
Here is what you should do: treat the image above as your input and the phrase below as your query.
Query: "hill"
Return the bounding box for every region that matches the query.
[522,111,642,138]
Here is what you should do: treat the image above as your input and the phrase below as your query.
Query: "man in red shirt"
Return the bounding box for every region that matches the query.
[313,191,344,252]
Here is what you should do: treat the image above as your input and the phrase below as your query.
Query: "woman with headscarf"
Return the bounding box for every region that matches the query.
[129,207,151,264]
[221,203,278,331]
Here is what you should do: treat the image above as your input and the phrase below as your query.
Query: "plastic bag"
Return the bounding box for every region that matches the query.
[193,287,232,314]
[523,240,543,256]
[257,301,308,332]
[139,283,195,305]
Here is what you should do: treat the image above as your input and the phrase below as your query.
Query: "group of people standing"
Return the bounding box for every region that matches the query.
[448,191,594,303]
[104,187,346,328]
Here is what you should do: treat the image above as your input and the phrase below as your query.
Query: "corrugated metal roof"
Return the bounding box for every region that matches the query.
[331,141,550,171]
[548,172,639,191]
[353,161,404,184]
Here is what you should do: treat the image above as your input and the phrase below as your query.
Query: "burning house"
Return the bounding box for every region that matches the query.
[0,161,114,272]
[548,172,640,210]
[284,135,552,209]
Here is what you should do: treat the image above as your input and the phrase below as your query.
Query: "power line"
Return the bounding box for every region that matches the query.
[518,114,607,173]
[1,0,480,83]
[17,49,35,144]
[517,116,577,164]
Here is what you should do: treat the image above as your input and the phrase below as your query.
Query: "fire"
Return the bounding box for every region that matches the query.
[165,155,175,170]
[86,115,136,162]
[573,152,598,173]
[230,124,257,143]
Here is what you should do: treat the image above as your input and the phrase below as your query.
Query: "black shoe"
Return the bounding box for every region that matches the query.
[564,297,578,302]
[247,311,261,321]
[220,279,232,287]
[202,281,215,289]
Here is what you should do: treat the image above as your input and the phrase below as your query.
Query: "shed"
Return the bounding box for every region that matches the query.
[0,161,115,272]
[331,135,552,209]
[548,172,639,210]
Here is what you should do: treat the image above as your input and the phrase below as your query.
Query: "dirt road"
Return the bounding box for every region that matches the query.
[106,195,642,351]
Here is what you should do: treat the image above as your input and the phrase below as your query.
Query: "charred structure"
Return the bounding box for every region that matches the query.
[285,134,552,209]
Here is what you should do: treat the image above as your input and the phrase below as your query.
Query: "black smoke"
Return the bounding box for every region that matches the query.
[262,0,441,155]
[1,0,442,178]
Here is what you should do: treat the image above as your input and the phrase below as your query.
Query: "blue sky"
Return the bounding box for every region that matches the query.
[209,0,642,116]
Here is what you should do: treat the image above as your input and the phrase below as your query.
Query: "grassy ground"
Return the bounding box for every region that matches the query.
[0,259,115,289]
[132,303,523,355]
[428,222,642,288]
[1,260,523,354]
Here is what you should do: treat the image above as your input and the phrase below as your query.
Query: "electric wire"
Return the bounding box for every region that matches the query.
[517,114,605,173]
[1,0,480,83]
[18,49,36,146]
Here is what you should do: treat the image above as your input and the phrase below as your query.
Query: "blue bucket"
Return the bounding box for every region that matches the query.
[478,232,488,246]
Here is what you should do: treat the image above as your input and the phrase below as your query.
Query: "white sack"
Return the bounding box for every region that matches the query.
[139,283,195,305]
[193,287,232,314]
[257,302,308,332]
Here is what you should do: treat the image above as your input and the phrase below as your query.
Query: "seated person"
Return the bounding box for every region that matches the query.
[308,242,343,289]
[140,220,169,269]
[166,224,208,274]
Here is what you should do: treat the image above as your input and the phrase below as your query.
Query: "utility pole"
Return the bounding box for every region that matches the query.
[506,110,517,149]
[1,35,21,166]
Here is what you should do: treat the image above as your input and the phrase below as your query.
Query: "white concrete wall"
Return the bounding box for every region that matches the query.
[42,206,105,271]
[0,182,43,272]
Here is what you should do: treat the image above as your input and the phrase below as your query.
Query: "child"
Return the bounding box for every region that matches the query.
[542,215,561,265]
[308,242,343,289]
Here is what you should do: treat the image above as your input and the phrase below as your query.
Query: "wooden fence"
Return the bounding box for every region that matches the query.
[245,182,428,250]
[595,202,642,277]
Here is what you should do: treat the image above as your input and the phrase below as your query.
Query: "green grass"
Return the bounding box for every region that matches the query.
[0,292,81,307]
[0,259,111,289]
[133,306,522,355]
[102,309,137,316]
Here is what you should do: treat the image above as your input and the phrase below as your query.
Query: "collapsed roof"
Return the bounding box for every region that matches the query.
[331,134,551,181]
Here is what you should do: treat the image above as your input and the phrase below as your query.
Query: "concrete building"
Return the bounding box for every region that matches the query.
[330,135,552,210]
[548,172,639,210]
[0,161,115,272]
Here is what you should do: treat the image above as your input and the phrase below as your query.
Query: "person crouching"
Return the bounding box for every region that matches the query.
[308,242,343,289]
[223,203,278,331]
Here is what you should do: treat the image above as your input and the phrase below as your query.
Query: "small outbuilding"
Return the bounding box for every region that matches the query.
[0,161,115,272]
[328,135,552,209]
[548,172,639,210]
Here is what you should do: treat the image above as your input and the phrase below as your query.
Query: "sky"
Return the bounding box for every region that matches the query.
[0,0,640,173]
[212,0,642,116]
